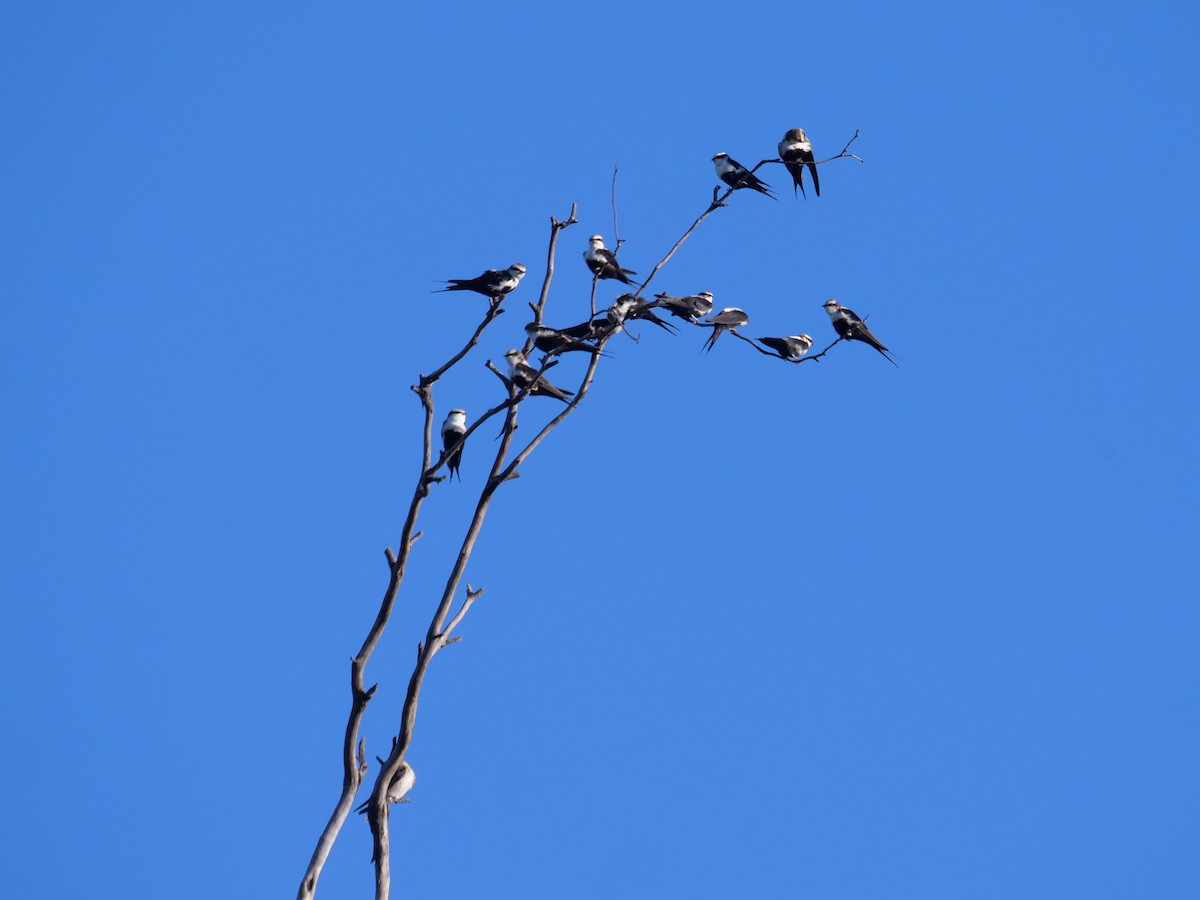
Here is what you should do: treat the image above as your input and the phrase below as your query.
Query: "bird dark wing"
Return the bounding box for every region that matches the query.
[630,304,679,333]
[741,171,777,198]
[559,318,605,339]
[759,337,791,356]
[435,274,487,294]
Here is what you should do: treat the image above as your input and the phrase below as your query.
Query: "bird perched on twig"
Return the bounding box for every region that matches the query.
[355,762,416,815]
[524,323,604,357]
[653,291,714,322]
[822,299,897,366]
[702,307,750,353]
[504,349,575,402]
[712,153,776,199]
[758,334,814,360]
[434,263,526,300]
[584,235,638,285]
[440,409,467,480]
[611,293,678,334]
[778,128,820,199]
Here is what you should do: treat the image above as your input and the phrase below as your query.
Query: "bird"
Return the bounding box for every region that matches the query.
[758,334,814,360]
[434,263,526,300]
[556,316,610,341]
[440,409,467,480]
[702,307,750,354]
[822,299,897,366]
[778,128,820,199]
[584,235,638,285]
[524,323,604,357]
[653,291,714,322]
[355,762,416,815]
[622,293,679,334]
[711,153,776,199]
[504,349,575,402]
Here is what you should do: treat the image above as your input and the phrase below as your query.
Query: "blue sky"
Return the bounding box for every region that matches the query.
[3,1,1199,897]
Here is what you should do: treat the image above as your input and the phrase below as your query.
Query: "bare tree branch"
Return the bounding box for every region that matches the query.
[296,295,508,900]
[369,384,523,899]
[611,164,623,252]
[728,330,838,364]
[528,204,578,334]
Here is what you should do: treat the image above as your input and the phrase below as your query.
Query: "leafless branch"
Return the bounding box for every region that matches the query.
[611,165,623,252]
[296,296,508,900]
[755,130,865,170]
[528,203,578,334]
[369,382,523,899]
[728,330,835,364]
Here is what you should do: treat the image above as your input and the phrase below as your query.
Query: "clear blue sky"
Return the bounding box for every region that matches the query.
[4,2,1198,897]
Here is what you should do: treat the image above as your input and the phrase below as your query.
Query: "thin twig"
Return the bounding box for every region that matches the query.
[611,165,623,252]
[528,204,578,337]
[728,330,830,364]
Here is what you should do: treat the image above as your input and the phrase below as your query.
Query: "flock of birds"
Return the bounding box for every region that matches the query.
[431,127,894,482]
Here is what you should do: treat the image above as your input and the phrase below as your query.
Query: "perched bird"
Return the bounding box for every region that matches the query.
[653,291,714,322]
[822,299,897,366]
[711,153,776,199]
[440,409,467,480]
[524,322,604,356]
[778,128,820,199]
[616,293,678,334]
[355,762,416,815]
[584,235,638,285]
[702,307,750,354]
[759,334,814,360]
[557,316,609,341]
[434,263,527,300]
[504,349,575,402]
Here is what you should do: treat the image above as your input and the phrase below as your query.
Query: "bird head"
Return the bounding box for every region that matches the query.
[508,263,527,278]
[822,299,842,316]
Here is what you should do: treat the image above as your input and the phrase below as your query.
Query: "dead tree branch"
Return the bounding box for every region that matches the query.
[296,295,509,900]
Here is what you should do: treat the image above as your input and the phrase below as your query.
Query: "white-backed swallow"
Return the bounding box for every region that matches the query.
[822,299,897,366]
[778,128,820,199]
[440,409,467,481]
[758,334,814,360]
[504,349,575,402]
[434,263,526,300]
[711,153,776,199]
[584,235,638,285]
[355,762,416,815]
[702,307,750,353]
[524,323,604,357]
[653,291,715,322]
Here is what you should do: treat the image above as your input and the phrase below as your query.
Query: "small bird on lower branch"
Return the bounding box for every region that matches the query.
[355,762,416,815]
